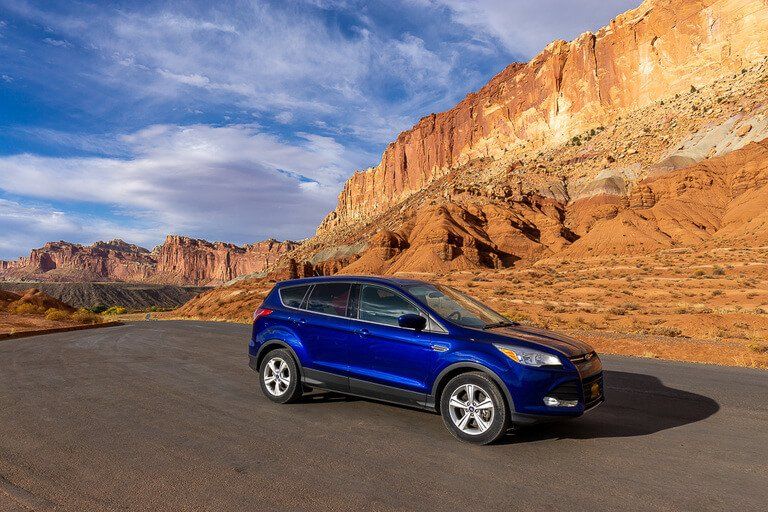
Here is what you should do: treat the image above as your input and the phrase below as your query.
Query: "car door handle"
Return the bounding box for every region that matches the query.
[431,344,449,352]
[354,328,369,337]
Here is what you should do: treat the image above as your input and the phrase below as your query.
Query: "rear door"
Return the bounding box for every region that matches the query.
[346,284,441,405]
[295,282,355,391]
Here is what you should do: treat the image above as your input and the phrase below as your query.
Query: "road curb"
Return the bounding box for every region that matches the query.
[0,321,123,341]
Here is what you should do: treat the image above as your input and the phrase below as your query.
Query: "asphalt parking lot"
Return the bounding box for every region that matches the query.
[1,321,766,511]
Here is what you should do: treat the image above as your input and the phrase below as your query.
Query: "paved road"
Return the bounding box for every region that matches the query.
[0,321,766,511]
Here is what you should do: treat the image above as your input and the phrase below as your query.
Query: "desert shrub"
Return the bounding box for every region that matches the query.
[88,304,109,314]
[45,308,71,322]
[505,312,530,324]
[10,302,46,315]
[651,326,683,337]
[70,309,103,325]
[103,306,127,316]
[747,343,768,354]
[712,266,725,276]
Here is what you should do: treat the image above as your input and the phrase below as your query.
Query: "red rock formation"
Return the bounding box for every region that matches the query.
[0,236,299,285]
[318,0,768,233]
[3,240,156,282]
[153,235,298,284]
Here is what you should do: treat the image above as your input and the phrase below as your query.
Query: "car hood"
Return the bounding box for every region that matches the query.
[486,324,594,357]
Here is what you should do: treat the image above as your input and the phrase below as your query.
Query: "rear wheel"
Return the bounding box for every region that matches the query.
[440,372,509,445]
[259,349,303,404]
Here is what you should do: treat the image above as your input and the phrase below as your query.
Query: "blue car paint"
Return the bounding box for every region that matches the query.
[250,275,603,422]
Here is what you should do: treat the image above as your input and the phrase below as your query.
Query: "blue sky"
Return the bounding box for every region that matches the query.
[0,0,640,259]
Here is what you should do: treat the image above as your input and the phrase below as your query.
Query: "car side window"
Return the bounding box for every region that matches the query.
[305,283,352,317]
[279,285,311,308]
[358,285,420,327]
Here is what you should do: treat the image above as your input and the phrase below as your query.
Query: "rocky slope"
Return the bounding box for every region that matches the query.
[0,236,299,285]
[319,0,768,234]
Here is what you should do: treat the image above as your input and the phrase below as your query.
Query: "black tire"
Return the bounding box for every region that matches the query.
[258,348,303,404]
[439,372,509,445]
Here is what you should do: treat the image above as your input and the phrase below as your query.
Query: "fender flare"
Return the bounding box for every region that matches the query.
[431,362,515,413]
[255,339,303,379]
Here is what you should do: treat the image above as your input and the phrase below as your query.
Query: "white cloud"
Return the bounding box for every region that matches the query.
[0,124,372,251]
[0,199,162,259]
[274,111,294,124]
[42,37,72,47]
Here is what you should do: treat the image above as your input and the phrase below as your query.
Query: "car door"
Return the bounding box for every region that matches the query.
[346,283,442,406]
[293,282,355,392]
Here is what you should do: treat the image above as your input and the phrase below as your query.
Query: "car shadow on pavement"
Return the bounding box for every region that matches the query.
[504,370,720,443]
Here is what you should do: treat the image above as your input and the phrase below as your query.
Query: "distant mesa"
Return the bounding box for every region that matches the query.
[0,235,300,286]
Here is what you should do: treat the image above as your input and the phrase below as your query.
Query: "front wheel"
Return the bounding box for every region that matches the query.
[440,372,509,445]
[259,349,303,404]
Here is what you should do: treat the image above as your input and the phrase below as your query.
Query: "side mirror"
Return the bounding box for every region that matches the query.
[398,313,427,331]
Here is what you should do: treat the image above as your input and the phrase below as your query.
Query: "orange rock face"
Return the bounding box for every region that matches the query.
[152,235,299,284]
[318,0,768,233]
[3,240,156,282]
[0,236,299,285]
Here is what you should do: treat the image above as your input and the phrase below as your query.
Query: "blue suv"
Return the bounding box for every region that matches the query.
[249,276,604,444]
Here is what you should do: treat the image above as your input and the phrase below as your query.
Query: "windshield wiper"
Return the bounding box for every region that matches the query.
[482,320,518,330]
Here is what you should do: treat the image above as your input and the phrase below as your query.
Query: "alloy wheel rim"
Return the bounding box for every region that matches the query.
[448,383,495,435]
[263,357,290,396]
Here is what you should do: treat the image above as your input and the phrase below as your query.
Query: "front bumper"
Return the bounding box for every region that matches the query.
[500,363,605,422]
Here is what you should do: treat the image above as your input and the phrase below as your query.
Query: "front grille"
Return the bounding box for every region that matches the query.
[582,373,604,409]
[547,380,580,401]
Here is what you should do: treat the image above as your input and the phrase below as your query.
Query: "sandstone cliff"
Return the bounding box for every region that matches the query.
[152,235,298,284]
[318,0,768,234]
[0,236,299,285]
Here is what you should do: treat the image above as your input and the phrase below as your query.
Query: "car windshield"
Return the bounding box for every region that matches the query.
[404,283,512,329]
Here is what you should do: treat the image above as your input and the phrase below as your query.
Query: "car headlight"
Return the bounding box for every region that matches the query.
[493,344,562,367]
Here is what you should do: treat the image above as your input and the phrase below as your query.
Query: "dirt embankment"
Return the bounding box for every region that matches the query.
[0,288,105,335]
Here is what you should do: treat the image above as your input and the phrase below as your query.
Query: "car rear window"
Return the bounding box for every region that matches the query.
[305,283,352,317]
[279,285,310,308]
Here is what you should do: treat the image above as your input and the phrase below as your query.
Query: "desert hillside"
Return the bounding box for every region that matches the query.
[0,288,104,336]
[176,0,768,368]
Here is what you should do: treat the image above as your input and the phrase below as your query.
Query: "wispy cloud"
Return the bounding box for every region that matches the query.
[0,199,162,258]
[42,37,71,47]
